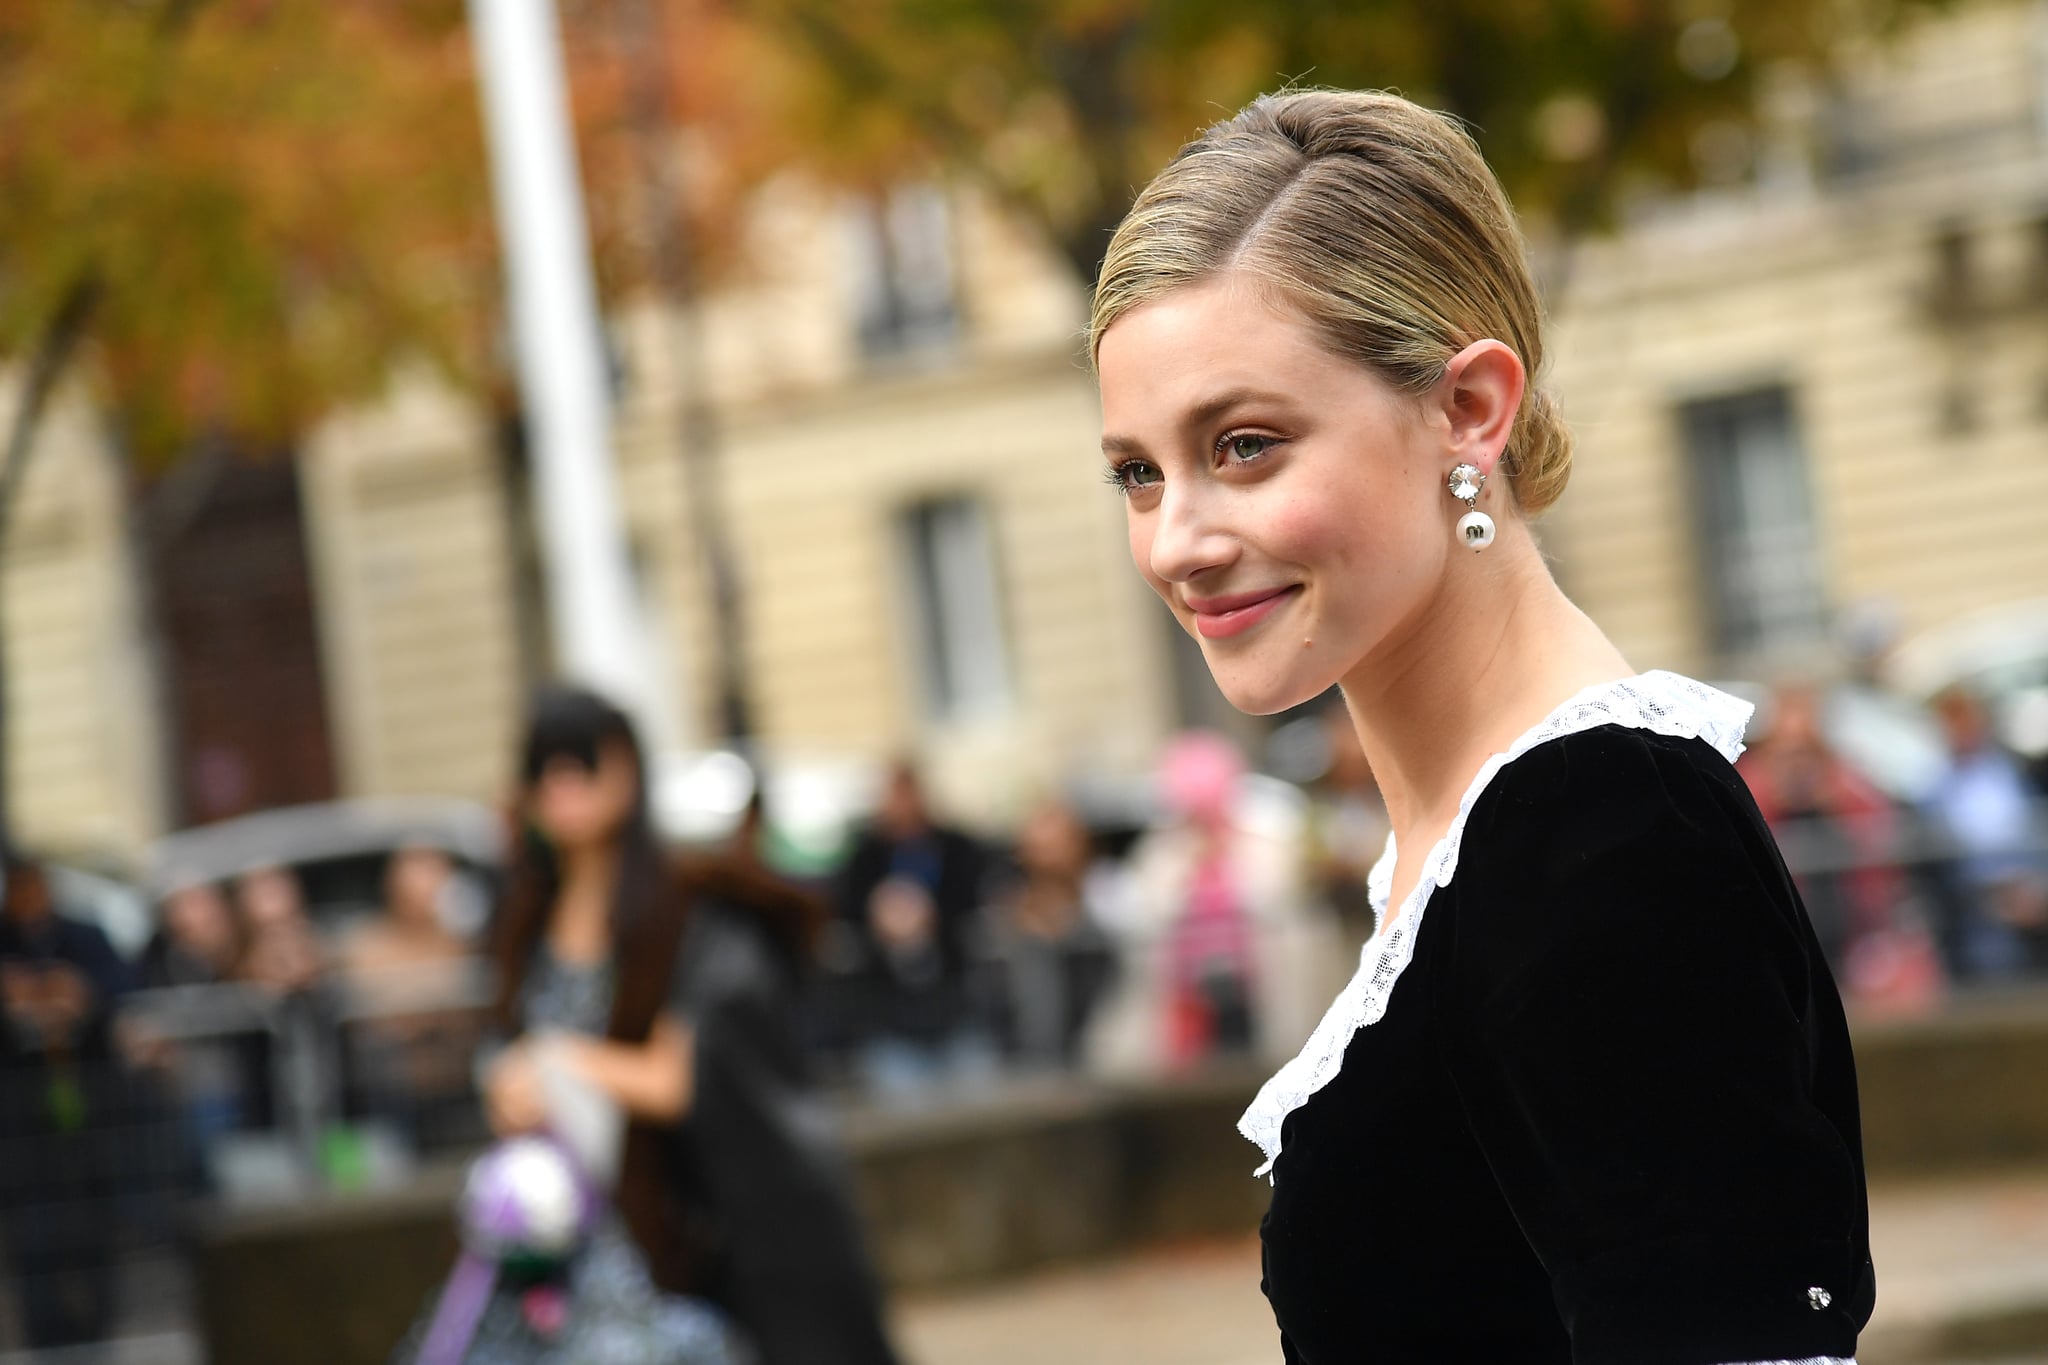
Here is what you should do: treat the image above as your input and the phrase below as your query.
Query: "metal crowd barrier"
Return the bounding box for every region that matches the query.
[0,967,497,1357]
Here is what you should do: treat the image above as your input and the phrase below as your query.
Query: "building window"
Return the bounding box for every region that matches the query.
[1679,387,1829,659]
[847,184,957,360]
[897,496,1010,721]
[1925,220,1976,326]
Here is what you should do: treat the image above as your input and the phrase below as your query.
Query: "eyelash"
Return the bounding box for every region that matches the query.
[1103,430,1282,498]
[1101,463,1144,494]
[1218,431,1279,463]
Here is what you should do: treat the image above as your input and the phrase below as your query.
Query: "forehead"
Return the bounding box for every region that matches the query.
[1096,277,1363,429]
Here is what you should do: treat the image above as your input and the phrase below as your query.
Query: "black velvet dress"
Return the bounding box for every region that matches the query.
[1244,673,1875,1365]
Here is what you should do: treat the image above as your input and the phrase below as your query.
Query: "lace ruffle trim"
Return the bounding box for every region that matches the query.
[1238,669,1754,1179]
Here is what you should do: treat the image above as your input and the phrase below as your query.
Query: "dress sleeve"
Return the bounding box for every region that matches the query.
[1260,1235,1305,1364]
[1438,731,1871,1365]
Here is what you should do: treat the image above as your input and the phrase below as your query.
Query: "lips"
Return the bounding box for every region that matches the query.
[1186,585,1301,640]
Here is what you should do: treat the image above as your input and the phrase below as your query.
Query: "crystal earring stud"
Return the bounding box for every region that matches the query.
[1448,463,1495,552]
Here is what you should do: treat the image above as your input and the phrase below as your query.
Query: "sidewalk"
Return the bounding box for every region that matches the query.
[895,1170,2048,1365]
[1862,1168,2048,1363]
[6,1171,2044,1364]
[896,1236,1272,1365]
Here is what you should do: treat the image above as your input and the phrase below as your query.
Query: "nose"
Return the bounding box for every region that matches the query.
[1145,483,1238,585]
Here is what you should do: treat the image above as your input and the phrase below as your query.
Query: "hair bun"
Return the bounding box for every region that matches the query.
[1512,387,1573,516]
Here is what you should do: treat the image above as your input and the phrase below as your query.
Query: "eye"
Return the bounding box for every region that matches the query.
[1219,432,1277,464]
[1104,460,1163,496]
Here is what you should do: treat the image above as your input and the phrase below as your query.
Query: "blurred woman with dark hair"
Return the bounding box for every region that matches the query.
[397,687,902,1365]
[394,687,741,1364]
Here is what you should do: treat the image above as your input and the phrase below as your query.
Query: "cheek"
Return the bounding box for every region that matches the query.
[1273,477,1438,627]
[1264,498,1339,561]
[1258,488,1371,580]
[604,783,636,825]
[534,787,589,833]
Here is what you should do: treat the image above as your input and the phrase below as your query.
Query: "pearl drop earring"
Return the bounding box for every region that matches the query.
[1448,463,1495,552]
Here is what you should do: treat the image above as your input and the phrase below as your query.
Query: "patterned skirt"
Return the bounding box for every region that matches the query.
[391,1212,749,1365]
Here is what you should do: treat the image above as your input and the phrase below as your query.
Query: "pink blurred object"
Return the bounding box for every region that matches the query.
[1157,731,1245,827]
[521,1284,569,1338]
[1156,733,1258,1067]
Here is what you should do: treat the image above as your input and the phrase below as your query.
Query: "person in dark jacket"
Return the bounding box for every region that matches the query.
[671,798,903,1365]
[832,761,996,1099]
[0,848,134,1351]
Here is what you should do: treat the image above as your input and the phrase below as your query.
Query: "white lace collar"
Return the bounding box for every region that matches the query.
[1238,669,1754,1179]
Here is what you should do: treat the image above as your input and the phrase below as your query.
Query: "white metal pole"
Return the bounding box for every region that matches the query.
[469,0,656,730]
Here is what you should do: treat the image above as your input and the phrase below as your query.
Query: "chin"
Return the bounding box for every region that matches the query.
[1210,662,1329,717]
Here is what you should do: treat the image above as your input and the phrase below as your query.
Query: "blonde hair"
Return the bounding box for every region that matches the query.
[1089,90,1572,515]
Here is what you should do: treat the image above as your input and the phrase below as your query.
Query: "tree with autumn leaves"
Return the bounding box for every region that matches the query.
[748,0,1945,285]
[0,3,457,837]
[0,2,495,466]
[0,0,765,840]
[0,0,1940,844]
[2,0,1952,472]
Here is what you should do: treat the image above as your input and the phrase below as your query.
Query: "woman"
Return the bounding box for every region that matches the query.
[137,874,257,1171]
[393,688,742,1365]
[141,875,241,990]
[343,845,487,1147]
[1090,91,1873,1363]
[1091,732,1336,1076]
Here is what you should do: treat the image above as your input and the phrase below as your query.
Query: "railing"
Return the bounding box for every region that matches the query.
[1765,800,2048,989]
[0,969,495,1357]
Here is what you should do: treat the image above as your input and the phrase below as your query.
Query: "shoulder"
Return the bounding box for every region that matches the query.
[1463,723,1766,895]
[58,913,121,961]
[934,824,985,862]
[670,849,823,965]
[1441,724,1810,999]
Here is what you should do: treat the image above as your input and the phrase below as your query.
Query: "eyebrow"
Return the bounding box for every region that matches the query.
[1101,386,1299,458]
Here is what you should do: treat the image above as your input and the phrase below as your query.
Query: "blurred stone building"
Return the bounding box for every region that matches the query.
[1,172,1170,853]
[3,0,2046,858]
[1547,0,2048,679]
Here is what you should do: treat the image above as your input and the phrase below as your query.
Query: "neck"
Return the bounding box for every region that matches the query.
[1338,516,1632,841]
[559,839,620,899]
[548,840,623,961]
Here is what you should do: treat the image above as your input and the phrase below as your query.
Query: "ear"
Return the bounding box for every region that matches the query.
[1432,340,1526,481]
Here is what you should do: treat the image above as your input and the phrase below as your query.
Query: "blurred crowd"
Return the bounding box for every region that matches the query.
[1741,677,2048,1006]
[0,842,494,1351]
[1,662,2043,1353]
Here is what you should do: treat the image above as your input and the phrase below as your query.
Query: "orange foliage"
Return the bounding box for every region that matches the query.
[0,0,788,464]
